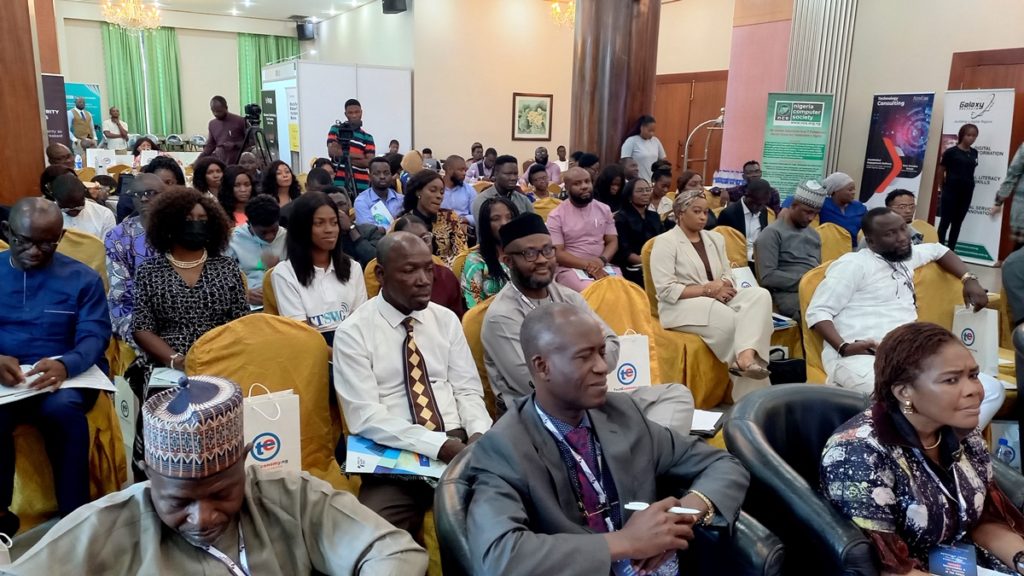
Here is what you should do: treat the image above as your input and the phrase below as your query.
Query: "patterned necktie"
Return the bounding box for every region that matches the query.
[401,317,444,431]
[564,427,608,532]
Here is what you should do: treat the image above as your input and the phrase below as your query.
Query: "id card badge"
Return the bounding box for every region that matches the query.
[928,543,978,576]
[612,559,639,576]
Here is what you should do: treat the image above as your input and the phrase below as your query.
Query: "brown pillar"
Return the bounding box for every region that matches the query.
[0,0,47,206]
[570,0,661,167]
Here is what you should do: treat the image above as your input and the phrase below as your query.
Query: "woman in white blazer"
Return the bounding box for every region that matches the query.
[650,189,774,384]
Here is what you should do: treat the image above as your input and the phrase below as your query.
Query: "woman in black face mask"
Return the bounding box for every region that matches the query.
[127,186,248,479]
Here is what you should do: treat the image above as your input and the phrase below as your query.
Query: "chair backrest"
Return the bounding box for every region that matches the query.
[816,223,851,263]
[711,206,725,217]
[57,227,109,292]
[107,164,131,176]
[914,261,964,331]
[365,254,445,298]
[766,209,777,224]
[451,247,474,282]
[640,237,660,318]
[715,225,748,267]
[547,183,561,195]
[262,265,278,315]
[798,260,833,382]
[912,219,939,244]
[0,239,7,250]
[472,181,491,193]
[461,295,498,418]
[76,167,96,182]
[581,276,663,384]
[434,443,479,576]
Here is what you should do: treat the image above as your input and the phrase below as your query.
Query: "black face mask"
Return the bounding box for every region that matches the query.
[179,220,208,250]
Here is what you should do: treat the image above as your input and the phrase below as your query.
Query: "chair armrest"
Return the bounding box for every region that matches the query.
[726,511,785,576]
[994,460,1024,508]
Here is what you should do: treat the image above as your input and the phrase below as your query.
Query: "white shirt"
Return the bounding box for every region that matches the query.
[620,135,667,181]
[63,200,116,241]
[271,258,367,333]
[333,295,492,459]
[102,118,129,151]
[806,243,949,367]
[741,199,763,261]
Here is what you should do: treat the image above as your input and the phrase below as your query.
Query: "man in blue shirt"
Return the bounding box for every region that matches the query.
[354,156,404,230]
[0,198,111,534]
[441,155,477,228]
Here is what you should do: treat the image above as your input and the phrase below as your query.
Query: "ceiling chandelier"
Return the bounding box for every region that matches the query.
[102,0,161,33]
[549,1,576,28]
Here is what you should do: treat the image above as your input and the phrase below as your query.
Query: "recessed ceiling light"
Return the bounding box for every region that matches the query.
[230,7,238,15]
[309,16,320,23]
[242,0,251,6]
[350,0,358,6]
[310,49,318,55]
[326,7,337,16]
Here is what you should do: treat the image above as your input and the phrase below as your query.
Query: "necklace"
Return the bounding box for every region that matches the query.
[166,250,208,269]
[922,432,942,450]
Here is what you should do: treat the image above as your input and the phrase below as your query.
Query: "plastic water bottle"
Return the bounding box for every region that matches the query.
[996,438,1016,466]
[74,154,83,170]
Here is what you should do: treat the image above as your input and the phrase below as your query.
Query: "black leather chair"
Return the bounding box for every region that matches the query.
[435,443,786,576]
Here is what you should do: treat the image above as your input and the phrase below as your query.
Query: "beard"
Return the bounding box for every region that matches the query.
[535,157,548,167]
[877,244,913,263]
[450,173,464,187]
[570,193,593,207]
[510,263,553,291]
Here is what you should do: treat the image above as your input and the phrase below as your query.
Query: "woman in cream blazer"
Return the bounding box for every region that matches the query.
[650,190,774,383]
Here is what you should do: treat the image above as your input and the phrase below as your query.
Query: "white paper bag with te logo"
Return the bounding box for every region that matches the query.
[731,267,760,290]
[606,332,652,392]
[113,375,136,465]
[952,305,999,375]
[243,385,301,475]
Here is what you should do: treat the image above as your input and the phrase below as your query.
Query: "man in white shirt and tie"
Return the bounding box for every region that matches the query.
[67,97,97,154]
[102,107,129,152]
[333,231,492,539]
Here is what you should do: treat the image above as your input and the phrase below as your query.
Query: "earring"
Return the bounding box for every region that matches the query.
[901,400,914,415]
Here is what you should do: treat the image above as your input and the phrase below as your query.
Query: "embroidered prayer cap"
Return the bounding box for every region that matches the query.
[821,171,855,195]
[792,180,828,210]
[143,375,245,479]
[499,213,549,247]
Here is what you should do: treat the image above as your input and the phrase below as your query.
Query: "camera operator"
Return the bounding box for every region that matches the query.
[199,95,247,164]
[326,98,376,195]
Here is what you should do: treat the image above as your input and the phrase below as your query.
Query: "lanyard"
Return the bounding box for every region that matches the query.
[912,446,968,540]
[534,403,616,533]
[510,283,553,311]
[198,524,249,576]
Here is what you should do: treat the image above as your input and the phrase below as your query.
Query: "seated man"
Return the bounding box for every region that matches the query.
[46,142,76,171]
[858,188,925,249]
[51,173,116,241]
[9,375,428,574]
[468,303,749,576]
[226,194,287,307]
[753,180,824,319]
[726,160,781,215]
[806,207,1004,425]
[483,213,693,430]
[441,155,478,229]
[329,188,385,269]
[547,167,620,291]
[0,198,111,534]
[392,215,466,319]
[715,177,771,264]
[355,157,404,230]
[333,231,491,538]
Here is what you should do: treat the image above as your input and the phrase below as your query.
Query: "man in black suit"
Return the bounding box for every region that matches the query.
[715,177,771,265]
[466,303,749,576]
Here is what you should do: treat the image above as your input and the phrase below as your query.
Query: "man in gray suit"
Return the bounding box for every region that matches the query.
[466,303,749,576]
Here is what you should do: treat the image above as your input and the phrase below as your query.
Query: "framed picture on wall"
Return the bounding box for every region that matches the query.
[512,92,553,141]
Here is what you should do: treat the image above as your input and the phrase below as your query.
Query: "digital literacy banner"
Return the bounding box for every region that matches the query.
[41,74,70,147]
[937,89,1015,266]
[860,93,935,207]
[761,93,834,202]
[64,82,103,135]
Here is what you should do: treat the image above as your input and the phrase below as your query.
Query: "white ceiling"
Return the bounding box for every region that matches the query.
[71,0,379,22]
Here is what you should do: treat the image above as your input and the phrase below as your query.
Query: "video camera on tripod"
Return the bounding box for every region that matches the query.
[330,119,363,198]
[243,103,262,128]
[237,102,273,168]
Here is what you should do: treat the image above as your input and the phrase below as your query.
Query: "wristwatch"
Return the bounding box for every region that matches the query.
[838,342,851,357]
[960,272,979,285]
[598,255,608,265]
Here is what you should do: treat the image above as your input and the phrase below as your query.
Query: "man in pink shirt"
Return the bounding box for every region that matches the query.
[546,167,620,291]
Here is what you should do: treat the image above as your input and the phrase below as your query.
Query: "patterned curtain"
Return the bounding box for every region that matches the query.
[237,33,300,109]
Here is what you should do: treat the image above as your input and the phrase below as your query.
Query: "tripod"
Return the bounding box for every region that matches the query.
[238,124,274,169]
[331,137,358,201]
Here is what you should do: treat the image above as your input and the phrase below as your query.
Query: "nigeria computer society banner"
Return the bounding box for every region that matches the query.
[761,93,834,201]
[860,93,935,208]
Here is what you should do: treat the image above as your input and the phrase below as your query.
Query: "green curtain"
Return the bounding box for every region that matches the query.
[238,33,300,109]
[142,27,183,135]
[100,23,146,137]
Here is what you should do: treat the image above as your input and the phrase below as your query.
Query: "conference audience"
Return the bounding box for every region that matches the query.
[467,303,746,576]
[676,170,718,230]
[937,123,980,250]
[520,146,562,187]
[217,164,254,227]
[613,178,663,287]
[441,155,477,228]
[466,147,497,182]
[805,207,1003,426]
[0,198,111,533]
[555,144,569,172]
[355,156,404,229]
[328,188,384,268]
[40,164,74,199]
[191,156,225,197]
[858,189,926,249]
[130,187,248,477]
[399,150,425,190]
[102,106,129,152]
[621,157,641,183]
[472,155,534,225]
[8,374,428,574]
[226,194,286,307]
[422,148,441,172]
[727,160,782,215]
[822,322,1024,575]
[461,197,517,308]
[547,167,620,292]
[51,173,115,240]
[818,172,866,250]
[200,95,246,164]
[650,190,774,399]
[238,151,262,188]
[388,139,400,155]
[593,163,626,213]
[261,159,302,209]
[620,115,666,182]
[468,142,484,167]
[527,163,561,221]
[333,231,491,539]
[143,155,186,187]
[272,191,366,346]
[992,141,1024,251]
[131,136,158,158]
[304,166,335,194]
[393,215,466,319]
[754,180,824,319]
[651,168,675,219]
[401,169,468,267]
[715,177,771,264]
[105,174,164,350]
[313,157,334,172]
[327,98,375,193]
[46,142,75,170]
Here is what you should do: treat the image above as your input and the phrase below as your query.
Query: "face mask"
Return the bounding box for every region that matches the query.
[180,220,208,250]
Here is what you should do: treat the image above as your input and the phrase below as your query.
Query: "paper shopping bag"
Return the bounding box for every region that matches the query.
[606,332,652,392]
[113,375,136,466]
[731,266,760,290]
[952,305,999,375]
[243,385,302,475]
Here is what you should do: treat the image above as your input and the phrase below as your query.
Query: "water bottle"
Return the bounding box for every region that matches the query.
[996,437,1016,466]
[74,154,83,170]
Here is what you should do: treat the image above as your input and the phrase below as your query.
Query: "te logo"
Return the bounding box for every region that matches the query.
[961,328,976,347]
[120,399,129,418]
[617,363,638,386]
[251,432,281,462]
[740,281,752,288]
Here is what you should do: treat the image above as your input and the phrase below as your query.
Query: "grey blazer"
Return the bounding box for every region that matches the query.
[465,393,749,576]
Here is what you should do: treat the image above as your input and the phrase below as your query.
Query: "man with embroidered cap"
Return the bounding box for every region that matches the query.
[8,375,428,575]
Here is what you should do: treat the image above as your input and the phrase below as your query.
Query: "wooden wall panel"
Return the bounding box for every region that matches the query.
[733,0,794,26]
[34,0,59,74]
[0,0,45,207]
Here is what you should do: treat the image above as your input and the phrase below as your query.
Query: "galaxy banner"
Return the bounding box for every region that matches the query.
[860,93,935,208]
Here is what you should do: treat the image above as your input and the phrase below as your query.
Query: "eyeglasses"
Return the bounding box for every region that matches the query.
[506,245,555,262]
[890,203,916,210]
[129,189,159,200]
[9,231,64,252]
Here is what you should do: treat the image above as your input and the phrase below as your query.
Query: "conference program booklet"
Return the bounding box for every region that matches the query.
[0,362,115,406]
[345,434,447,479]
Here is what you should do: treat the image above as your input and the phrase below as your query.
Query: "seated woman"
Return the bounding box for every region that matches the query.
[261,160,302,209]
[400,169,468,267]
[130,186,248,476]
[651,168,675,220]
[271,191,366,346]
[393,214,465,319]
[675,170,717,229]
[593,163,626,213]
[649,189,773,397]
[461,197,518,308]
[218,165,254,227]
[192,156,225,198]
[227,194,286,307]
[821,322,1024,576]
[131,136,159,158]
[526,163,561,221]
[613,178,664,287]
[819,171,866,249]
